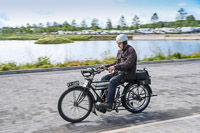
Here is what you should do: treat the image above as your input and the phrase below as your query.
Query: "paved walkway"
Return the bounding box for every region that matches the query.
[0,61,200,133]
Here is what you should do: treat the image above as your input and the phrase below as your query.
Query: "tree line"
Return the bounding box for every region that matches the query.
[1,8,200,34]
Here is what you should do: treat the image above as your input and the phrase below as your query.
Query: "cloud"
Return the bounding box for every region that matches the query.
[188,9,200,20]
[0,21,4,27]
[0,13,9,21]
[177,2,186,6]
[33,10,54,15]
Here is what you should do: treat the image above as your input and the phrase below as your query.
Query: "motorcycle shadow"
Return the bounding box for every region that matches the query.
[62,110,175,133]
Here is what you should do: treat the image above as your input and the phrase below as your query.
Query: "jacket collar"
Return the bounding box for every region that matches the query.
[123,44,129,51]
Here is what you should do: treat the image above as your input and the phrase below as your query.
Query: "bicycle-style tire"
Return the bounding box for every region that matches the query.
[121,84,151,113]
[58,87,93,123]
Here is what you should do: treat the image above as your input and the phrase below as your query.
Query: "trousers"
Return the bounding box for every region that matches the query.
[101,73,121,103]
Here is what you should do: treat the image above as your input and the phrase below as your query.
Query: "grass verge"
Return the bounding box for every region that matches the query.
[1,52,200,71]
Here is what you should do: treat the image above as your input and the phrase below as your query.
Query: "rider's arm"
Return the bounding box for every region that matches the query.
[114,47,137,71]
[105,61,116,68]
[105,50,120,68]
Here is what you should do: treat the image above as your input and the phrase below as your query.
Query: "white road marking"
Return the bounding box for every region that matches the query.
[100,114,200,133]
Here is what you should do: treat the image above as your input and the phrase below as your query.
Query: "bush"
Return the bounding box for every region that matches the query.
[35,57,51,67]
[172,52,182,59]
[0,62,18,71]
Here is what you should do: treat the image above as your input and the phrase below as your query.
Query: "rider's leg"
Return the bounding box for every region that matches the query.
[107,74,121,103]
[97,74,113,102]
[99,74,121,109]
[101,73,113,81]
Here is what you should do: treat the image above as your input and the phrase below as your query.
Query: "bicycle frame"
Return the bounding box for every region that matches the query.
[80,78,128,114]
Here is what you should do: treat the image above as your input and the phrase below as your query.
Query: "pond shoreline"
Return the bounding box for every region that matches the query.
[1,34,200,43]
[132,34,200,41]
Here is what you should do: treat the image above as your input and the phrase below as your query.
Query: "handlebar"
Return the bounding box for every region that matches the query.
[94,66,107,74]
[81,67,107,78]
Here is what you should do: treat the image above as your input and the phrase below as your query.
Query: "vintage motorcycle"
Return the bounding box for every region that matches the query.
[58,67,155,123]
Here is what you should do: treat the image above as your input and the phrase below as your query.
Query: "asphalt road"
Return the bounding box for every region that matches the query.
[0,60,200,133]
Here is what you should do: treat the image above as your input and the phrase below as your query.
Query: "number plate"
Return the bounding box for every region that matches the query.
[67,81,79,87]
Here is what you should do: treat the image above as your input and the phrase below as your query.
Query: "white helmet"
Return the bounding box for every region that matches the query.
[116,34,128,43]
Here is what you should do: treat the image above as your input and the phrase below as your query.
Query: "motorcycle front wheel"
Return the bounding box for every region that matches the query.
[121,84,151,113]
[58,87,93,123]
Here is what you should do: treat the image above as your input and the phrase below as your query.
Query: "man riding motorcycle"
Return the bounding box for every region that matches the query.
[99,34,137,109]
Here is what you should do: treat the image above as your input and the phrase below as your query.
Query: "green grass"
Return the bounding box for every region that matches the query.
[0,34,43,40]
[1,52,200,71]
[35,35,73,44]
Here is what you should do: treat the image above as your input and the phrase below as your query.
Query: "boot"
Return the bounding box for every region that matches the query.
[99,102,113,109]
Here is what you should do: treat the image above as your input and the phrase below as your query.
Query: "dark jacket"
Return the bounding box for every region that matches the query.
[106,44,137,82]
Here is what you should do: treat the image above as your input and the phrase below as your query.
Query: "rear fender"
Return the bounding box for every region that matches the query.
[122,83,153,94]
[145,84,153,94]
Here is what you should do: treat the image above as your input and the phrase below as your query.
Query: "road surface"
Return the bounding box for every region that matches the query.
[0,60,200,133]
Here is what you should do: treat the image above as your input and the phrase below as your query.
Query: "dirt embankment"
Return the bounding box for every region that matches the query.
[132,34,200,41]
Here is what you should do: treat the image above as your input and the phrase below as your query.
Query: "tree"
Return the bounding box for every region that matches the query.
[91,18,99,30]
[46,22,51,33]
[53,22,59,31]
[71,19,77,27]
[26,23,32,34]
[38,23,44,33]
[70,19,77,31]
[186,15,195,21]
[131,15,140,29]
[186,15,197,26]
[176,8,187,20]
[62,21,70,31]
[46,22,51,27]
[118,15,127,30]
[151,13,159,23]
[80,20,87,29]
[106,19,113,30]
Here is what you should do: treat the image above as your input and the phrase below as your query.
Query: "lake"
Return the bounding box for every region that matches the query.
[0,40,200,64]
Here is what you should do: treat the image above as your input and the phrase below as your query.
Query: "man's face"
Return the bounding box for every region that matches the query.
[118,42,123,50]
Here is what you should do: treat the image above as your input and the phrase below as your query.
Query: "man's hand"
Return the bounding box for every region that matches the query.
[108,66,115,73]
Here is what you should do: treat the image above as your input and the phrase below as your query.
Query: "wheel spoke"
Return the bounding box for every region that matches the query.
[77,105,89,111]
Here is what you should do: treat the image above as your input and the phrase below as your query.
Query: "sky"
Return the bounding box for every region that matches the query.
[0,0,200,28]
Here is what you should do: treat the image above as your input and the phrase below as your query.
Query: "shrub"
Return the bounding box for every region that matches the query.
[35,57,51,67]
[173,52,182,59]
[0,62,18,71]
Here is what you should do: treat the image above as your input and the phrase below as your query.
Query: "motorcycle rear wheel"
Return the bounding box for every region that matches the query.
[122,84,151,113]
